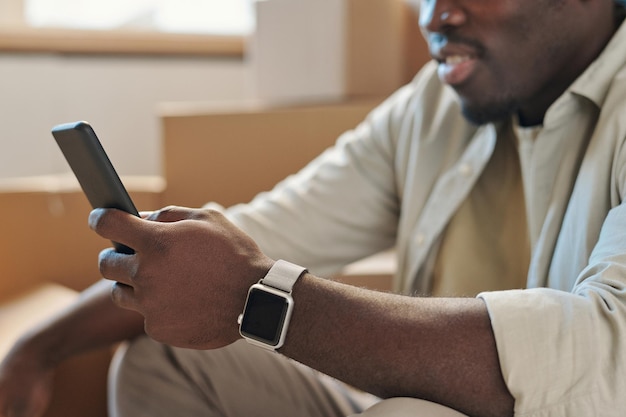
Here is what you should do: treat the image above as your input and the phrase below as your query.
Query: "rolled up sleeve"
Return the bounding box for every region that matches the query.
[479,206,626,416]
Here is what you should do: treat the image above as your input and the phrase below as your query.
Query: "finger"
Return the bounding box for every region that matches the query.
[98,248,136,286]
[139,210,155,219]
[147,205,200,223]
[110,281,140,312]
[89,208,158,252]
[141,206,211,223]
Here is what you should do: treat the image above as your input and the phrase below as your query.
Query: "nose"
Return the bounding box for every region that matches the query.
[419,0,466,33]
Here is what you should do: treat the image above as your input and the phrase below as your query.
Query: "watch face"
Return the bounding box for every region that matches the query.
[240,286,291,346]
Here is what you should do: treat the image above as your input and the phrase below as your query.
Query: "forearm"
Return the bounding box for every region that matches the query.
[17,279,144,366]
[282,274,514,417]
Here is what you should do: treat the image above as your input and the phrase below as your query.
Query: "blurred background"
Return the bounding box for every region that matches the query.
[0,0,253,180]
[0,0,426,181]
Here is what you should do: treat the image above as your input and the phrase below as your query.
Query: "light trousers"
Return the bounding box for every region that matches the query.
[108,336,466,417]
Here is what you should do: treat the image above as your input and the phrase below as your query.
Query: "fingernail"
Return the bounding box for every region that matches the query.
[88,208,105,230]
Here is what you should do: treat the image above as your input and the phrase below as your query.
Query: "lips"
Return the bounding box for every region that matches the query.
[430,38,482,87]
[437,54,478,86]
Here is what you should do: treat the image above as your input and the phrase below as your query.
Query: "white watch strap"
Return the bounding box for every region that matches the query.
[261,260,307,293]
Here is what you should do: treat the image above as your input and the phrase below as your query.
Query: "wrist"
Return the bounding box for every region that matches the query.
[238,259,308,350]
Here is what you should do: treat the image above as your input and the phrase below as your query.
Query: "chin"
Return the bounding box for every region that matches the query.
[460,100,518,126]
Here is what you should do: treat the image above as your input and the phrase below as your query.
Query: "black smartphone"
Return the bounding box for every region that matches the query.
[51,121,138,254]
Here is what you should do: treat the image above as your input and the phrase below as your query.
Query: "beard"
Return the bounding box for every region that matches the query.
[459,96,520,126]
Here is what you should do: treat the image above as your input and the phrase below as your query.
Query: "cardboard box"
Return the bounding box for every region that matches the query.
[0,175,164,297]
[160,99,381,208]
[250,0,429,103]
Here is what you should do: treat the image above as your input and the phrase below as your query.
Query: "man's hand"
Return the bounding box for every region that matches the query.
[89,206,274,350]
[0,341,55,417]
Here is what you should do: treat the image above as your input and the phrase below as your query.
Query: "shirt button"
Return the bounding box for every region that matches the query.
[415,233,426,247]
[458,163,473,177]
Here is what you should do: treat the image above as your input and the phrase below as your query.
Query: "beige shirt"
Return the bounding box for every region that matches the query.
[225,18,626,416]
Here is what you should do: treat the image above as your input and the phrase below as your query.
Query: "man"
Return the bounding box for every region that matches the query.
[2,0,626,416]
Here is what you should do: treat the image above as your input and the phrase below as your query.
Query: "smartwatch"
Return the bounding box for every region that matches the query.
[238,260,307,350]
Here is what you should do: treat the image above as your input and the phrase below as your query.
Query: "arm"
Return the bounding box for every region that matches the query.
[0,279,144,417]
[92,206,514,417]
[224,93,405,277]
[284,275,514,417]
[14,280,144,364]
[477,206,626,415]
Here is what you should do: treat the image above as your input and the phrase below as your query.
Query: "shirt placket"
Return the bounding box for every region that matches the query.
[403,126,496,295]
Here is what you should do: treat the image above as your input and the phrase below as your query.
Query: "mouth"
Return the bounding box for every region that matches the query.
[429,34,483,87]
[436,54,478,86]
[443,55,473,66]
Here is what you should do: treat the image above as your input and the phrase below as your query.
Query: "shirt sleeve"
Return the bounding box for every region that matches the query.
[479,204,626,416]
[219,93,409,277]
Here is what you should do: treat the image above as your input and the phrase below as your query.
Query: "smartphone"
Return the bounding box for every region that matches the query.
[51,121,138,254]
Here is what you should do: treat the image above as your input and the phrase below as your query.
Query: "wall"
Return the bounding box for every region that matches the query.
[0,53,251,180]
[0,1,426,182]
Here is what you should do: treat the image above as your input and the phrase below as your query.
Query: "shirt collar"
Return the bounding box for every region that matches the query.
[568,10,626,108]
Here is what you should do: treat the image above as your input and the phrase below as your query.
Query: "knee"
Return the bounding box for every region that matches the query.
[108,336,165,410]
[353,398,468,417]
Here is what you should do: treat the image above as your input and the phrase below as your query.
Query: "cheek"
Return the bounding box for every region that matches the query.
[483,7,565,90]
[479,35,542,96]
